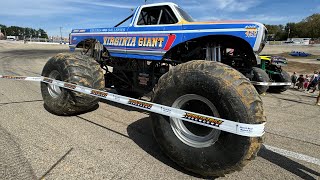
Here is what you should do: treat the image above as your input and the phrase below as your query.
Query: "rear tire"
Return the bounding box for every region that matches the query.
[41,53,105,115]
[151,60,265,177]
[252,67,270,94]
[268,70,290,93]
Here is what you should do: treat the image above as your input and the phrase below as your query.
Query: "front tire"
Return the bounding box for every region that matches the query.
[151,61,265,177]
[41,53,105,115]
[268,70,290,93]
[252,67,270,94]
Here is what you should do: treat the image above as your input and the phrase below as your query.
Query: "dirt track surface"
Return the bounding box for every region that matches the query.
[262,44,320,56]
[262,44,320,74]
[0,41,319,179]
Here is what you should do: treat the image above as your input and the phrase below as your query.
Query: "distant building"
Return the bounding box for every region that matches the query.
[287,38,311,45]
[6,36,19,40]
[49,36,69,43]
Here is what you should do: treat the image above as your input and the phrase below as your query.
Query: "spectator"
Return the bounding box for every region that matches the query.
[304,75,310,89]
[297,75,304,89]
[306,71,318,92]
[318,71,320,91]
[311,72,320,93]
[291,72,297,88]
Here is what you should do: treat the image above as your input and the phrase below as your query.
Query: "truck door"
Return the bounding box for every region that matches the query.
[126,5,182,60]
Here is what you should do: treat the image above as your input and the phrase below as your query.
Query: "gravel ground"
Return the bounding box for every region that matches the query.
[0,41,319,179]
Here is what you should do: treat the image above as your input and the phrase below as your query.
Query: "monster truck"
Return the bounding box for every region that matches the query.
[41,2,266,177]
[259,55,290,93]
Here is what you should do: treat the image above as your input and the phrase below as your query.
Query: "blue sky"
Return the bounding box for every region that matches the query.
[0,0,319,37]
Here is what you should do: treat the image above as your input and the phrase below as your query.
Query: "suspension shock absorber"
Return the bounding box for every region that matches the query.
[205,43,221,62]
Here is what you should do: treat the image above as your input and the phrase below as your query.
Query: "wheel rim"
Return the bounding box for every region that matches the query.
[170,94,221,148]
[47,70,62,98]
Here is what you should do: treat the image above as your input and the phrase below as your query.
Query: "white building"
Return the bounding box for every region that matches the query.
[288,38,311,45]
[6,36,19,40]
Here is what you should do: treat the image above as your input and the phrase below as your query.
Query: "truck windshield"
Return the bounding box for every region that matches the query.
[176,7,194,22]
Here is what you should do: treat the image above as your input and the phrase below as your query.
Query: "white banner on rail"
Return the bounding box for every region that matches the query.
[0,75,265,137]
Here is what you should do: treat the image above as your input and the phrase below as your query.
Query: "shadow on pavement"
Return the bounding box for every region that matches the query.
[276,97,315,106]
[127,117,210,179]
[43,103,99,116]
[99,99,150,114]
[76,113,209,178]
[259,147,320,180]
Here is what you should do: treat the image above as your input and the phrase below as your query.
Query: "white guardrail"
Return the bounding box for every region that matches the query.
[251,81,292,86]
[0,75,268,137]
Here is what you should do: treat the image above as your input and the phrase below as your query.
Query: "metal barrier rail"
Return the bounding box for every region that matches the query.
[0,75,265,137]
[251,81,292,86]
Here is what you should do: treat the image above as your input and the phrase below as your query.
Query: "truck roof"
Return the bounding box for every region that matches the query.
[138,2,178,8]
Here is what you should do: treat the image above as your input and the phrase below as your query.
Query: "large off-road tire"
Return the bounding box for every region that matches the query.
[252,67,270,94]
[41,53,105,115]
[151,60,265,177]
[268,70,290,93]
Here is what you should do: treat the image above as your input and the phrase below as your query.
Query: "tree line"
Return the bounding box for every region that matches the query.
[0,24,48,39]
[265,13,320,41]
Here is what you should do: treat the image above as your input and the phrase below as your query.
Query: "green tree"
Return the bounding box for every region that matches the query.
[302,13,320,38]
[0,24,6,36]
[265,24,286,40]
[38,28,48,38]
[265,13,320,40]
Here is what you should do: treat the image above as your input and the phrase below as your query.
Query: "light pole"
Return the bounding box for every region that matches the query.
[59,27,63,43]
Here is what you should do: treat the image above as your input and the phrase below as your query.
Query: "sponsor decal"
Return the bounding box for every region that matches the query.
[112,94,121,102]
[90,28,126,32]
[238,126,253,133]
[161,107,171,114]
[103,36,165,48]
[79,86,86,91]
[103,34,176,50]
[43,77,53,83]
[182,112,224,127]
[90,89,108,98]
[1,76,26,80]
[128,99,153,109]
[103,36,137,47]
[64,83,76,90]
[245,25,257,38]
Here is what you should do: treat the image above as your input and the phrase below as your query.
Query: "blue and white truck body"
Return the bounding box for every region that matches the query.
[69,2,267,61]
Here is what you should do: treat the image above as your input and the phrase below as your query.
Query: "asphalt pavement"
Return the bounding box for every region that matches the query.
[0,42,319,179]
